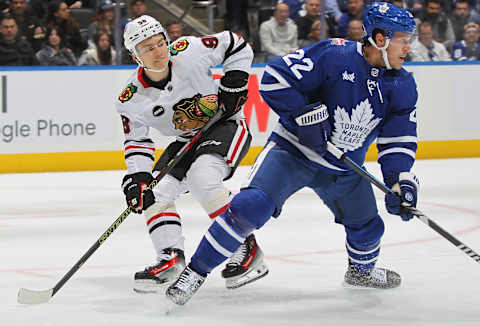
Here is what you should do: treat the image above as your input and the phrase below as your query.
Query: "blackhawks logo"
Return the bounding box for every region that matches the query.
[172,93,218,131]
[170,39,189,56]
[118,83,137,103]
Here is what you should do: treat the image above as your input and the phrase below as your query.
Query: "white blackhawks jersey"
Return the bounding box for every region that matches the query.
[115,31,253,173]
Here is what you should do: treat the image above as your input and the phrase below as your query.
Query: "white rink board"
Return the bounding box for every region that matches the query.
[0,63,479,155]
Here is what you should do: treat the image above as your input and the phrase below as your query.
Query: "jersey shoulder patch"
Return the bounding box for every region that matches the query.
[200,36,219,49]
[118,83,138,103]
[170,39,190,56]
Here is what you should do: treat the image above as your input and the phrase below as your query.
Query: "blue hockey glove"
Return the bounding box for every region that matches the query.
[122,172,155,214]
[292,102,331,156]
[385,172,420,221]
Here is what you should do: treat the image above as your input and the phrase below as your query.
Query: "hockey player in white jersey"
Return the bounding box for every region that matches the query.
[116,15,268,293]
[166,3,421,306]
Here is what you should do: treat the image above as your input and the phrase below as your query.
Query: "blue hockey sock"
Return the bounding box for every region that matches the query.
[190,188,275,275]
[346,239,381,273]
[190,213,245,275]
[345,215,384,273]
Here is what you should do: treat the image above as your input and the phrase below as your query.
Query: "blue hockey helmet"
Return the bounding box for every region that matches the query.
[362,2,415,69]
[362,2,416,41]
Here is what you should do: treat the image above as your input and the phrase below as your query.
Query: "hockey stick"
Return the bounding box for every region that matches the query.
[17,111,225,305]
[326,142,480,264]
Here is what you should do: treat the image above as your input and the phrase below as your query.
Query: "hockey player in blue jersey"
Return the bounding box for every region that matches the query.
[166,2,421,305]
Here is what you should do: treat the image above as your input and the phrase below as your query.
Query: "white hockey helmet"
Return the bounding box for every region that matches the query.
[123,15,170,71]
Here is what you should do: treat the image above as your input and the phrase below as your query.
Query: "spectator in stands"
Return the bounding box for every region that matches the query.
[414,0,455,49]
[29,0,97,22]
[259,2,298,61]
[36,26,77,65]
[4,0,46,52]
[46,0,87,58]
[409,21,452,60]
[78,29,116,65]
[389,0,406,8]
[0,14,37,66]
[124,0,148,27]
[298,19,327,47]
[121,0,149,64]
[347,17,363,41]
[87,0,115,45]
[283,0,343,22]
[451,22,480,59]
[450,0,480,42]
[295,0,321,40]
[337,0,365,38]
[166,21,183,42]
[282,0,306,20]
[225,0,249,33]
[1,1,9,12]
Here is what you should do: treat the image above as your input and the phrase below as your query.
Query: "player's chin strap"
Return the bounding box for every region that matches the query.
[132,50,170,73]
[367,36,392,70]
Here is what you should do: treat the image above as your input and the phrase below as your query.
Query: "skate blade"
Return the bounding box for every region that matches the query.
[225,263,269,289]
[133,279,173,294]
[342,281,400,290]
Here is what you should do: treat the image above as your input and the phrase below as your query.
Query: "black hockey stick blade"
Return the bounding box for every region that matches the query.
[17,288,54,304]
[17,110,224,304]
[326,141,480,264]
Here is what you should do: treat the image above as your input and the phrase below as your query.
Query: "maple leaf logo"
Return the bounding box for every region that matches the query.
[331,98,382,152]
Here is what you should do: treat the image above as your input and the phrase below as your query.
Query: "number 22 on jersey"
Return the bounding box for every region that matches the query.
[282,50,314,80]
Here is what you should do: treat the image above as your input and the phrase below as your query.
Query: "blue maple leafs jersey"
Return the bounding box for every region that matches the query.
[260,39,418,183]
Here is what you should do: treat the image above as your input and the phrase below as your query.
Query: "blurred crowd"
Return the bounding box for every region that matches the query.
[0,0,479,67]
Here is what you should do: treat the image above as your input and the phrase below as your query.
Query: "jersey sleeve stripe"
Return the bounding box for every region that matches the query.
[376,136,417,144]
[224,31,235,59]
[377,147,416,160]
[224,40,248,61]
[260,65,291,91]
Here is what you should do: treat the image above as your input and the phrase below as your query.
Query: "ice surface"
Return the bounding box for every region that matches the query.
[1,158,479,325]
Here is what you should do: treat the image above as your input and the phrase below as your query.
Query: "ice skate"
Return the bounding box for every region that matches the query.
[344,261,401,289]
[221,234,269,289]
[133,248,185,293]
[165,265,206,305]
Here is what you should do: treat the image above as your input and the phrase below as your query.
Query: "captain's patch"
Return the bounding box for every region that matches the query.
[118,83,137,103]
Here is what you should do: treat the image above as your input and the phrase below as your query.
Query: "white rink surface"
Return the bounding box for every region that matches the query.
[1,158,480,326]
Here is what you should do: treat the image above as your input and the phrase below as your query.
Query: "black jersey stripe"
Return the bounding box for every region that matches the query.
[125,152,155,161]
[224,31,235,61]
[225,41,248,61]
[124,138,154,146]
[149,220,182,234]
